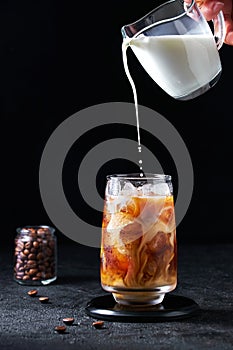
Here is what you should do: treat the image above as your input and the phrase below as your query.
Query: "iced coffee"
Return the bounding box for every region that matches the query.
[100,174,177,306]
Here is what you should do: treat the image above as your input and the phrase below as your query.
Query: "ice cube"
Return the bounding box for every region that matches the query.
[154,183,170,195]
[107,212,134,230]
[106,195,128,214]
[121,182,137,196]
[142,183,170,196]
[106,212,135,253]
[107,178,121,196]
[142,184,155,196]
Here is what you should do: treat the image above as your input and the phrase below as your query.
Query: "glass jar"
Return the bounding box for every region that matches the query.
[14,225,57,285]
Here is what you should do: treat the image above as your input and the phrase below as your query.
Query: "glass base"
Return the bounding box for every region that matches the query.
[14,275,57,286]
[175,71,221,101]
[103,284,176,307]
[113,291,165,307]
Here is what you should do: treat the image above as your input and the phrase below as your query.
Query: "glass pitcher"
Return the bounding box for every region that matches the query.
[121,0,226,100]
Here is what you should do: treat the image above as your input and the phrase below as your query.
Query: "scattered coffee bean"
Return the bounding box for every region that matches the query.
[27,289,38,297]
[62,317,75,325]
[54,325,66,333]
[92,320,104,329]
[39,296,49,303]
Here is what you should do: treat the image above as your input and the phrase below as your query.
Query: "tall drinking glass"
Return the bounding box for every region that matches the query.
[100,174,177,307]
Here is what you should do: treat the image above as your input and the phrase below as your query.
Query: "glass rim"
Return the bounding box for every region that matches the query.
[121,0,195,39]
[16,225,55,234]
[106,173,172,181]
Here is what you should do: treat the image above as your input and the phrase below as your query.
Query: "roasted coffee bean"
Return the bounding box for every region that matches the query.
[36,252,44,260]
[15,263,21,270]
[32,277,40,281]
[19,252,27,260]
[39,296,49,303]
[16,241,24,250]
[37,228,47,235]
[25,242,32,249]
[32,241,39,249]
[28,253,36,260]
[38,265,45,272]
[62,318,75,325]
[15,247,22,253]
[92,321,104,329]
[46,248,52,256]
[48,240,55,248]
[16,272,24,277]
[29,268,38,276]
[27,259,36,265]
[54,325,66,333]
[27,289,38,296]
[26,227,36,234]
[22,275,30,280]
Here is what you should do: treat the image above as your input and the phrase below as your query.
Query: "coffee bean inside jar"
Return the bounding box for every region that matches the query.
[14,226,57,285]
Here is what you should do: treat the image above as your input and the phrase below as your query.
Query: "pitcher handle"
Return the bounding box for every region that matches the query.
[212,10,226,50]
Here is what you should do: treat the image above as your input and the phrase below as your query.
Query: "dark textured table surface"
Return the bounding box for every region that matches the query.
[0,242,232,350]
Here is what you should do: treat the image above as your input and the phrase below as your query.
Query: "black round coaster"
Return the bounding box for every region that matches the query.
[85,293,200,322]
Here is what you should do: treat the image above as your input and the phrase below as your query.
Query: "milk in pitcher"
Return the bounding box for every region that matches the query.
[128,33,222,100]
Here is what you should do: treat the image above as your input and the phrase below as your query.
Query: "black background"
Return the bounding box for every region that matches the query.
[1,0,233,247]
